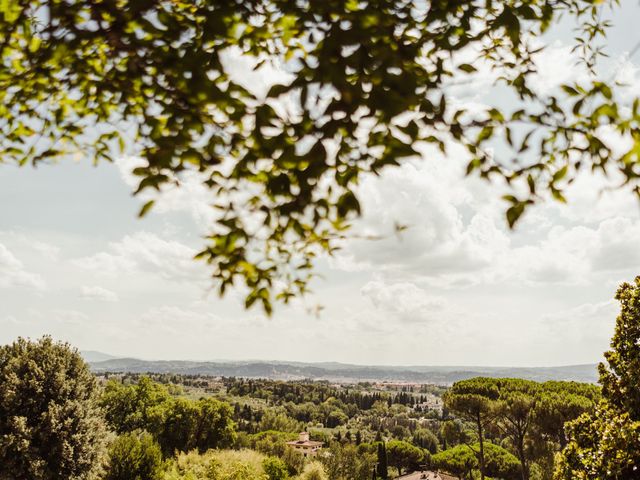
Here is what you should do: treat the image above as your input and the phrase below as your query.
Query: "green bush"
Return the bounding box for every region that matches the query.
[100,377,236,456]
[105,431,165,480]
[164,449,269,480]
[262,457,288,480]
[298,462,328,480]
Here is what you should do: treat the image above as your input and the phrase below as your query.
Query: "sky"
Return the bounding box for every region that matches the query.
[2,3,640,367]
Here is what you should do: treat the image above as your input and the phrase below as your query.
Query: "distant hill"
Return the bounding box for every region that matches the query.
[81,350,119,363]
[88,357,598,384]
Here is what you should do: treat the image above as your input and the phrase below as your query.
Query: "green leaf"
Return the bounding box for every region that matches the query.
[458,64,477,73]
[506,203,526,229]
[552,165,568,183]
[266,83,290,98]
[561,85,580,96]
[138,200,155,217]
[477,126,494,143]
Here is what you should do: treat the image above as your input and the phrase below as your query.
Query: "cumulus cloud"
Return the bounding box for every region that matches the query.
[30,241,61,260]
[320,34,640,292]
[0,243,45,289]
[361,279,447,325]
[326,127,640,291]
[330,145,509,279]
[506,217,640,285]
[528,41,590,95]
[538,299,619,356]
[51,309,91,326]
[80,286,119,302]
[135,305,222,335]
[74,231,202,282]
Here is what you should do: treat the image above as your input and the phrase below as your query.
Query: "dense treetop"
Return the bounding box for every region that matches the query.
[0,0,635,311]
[0,337,106,480]
[444,377,600,480]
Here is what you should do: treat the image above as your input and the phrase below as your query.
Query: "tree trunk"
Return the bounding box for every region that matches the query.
[477,413,485,480]
[517,439,528,480]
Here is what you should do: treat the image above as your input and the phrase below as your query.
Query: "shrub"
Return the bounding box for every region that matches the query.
[263,457,288,480]
[105,431,165,480]
[298,461,328,480]
[164,449,269,480]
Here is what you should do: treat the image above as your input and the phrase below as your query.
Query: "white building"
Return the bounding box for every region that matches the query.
[286,432,324,457]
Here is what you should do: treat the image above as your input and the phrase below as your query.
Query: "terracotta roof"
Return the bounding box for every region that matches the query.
[286,440,323,447]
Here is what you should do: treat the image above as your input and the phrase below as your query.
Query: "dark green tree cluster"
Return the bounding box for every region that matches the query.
[444,377,599,480]
[226,377,420,412]
[411,428,439,454]
[555,277,640,479]
[320,442,377,480]
[432,442,521,480]
[100,377,237,456]
[386,439,425,476]
[2,0,636,312]
[224,376,437,438]
[222,370,605,480]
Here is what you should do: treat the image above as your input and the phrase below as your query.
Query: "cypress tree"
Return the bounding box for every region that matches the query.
[376,442,388,480]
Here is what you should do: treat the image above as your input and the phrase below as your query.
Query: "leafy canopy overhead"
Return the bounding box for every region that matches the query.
[1,0,633,312]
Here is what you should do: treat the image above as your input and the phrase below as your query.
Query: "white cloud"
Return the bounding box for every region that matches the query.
[30,240,61,260]
[220,46,294,100]
[51,309,90,326]
[0,243,45,289]
[135,305,221,335]
[589,217,640,271]
[80,285,119,302]
[74,251,137,276]
[361,279,447,325]
[330,147,508,280]
[528,41,590,95]
[0,315,19,325]
[538,300,618,356]
[327,133,640,291]
[74,231,202,282]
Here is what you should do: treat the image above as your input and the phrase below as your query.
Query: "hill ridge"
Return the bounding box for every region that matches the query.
[88,356,598,384]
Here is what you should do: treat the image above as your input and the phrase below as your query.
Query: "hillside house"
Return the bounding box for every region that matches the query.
[286,432,324,457]
[394,471,459,480]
